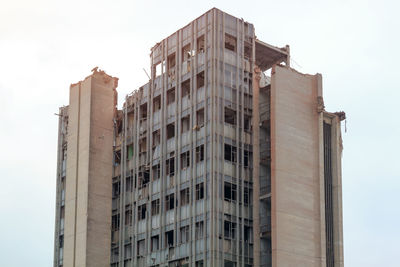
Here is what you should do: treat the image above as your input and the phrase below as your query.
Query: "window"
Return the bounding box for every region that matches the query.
[195,221,204,239]
[166,193,175,211]
[112,181,120,198]
[180,151,190,169]
[196,183,204,200]
[152,164,160,181]
[181,115,190,133]
[137,239,145,256]
[224,260,237,267]
[196,108,205,128]
[112,214,120,231]
[138,168,150,189]
[124,244,132,259]
[166,156,175,176]
[167,123,175,139]
[151,235,159,251]
[197,35,205,53]
[114,150,121,166]
[180,188,190,206]
[153,130,160,147]
[140,103,147,120]
[224,182,237,202]
[197,71,205,89]
[167,53,176,81]
[244,115,251,132]
[244,225,253,243]
[153,95,161,112]
[224,144,237,163]
[181,79,191,98]
[244,41,252,59]
[165,230,174,247]
[244,187,252,206]
[180,225,190,244]
[225,34,237,52]
[182,44,192,62]
[138,204,146,220]
[196,144,204,162]
[125,209,132,226]
[151,199,160,215]
[224,220,236,239]
[126,176,133,192]
[224,107,236,126]
[167,88,175,104]
[139,137,146,153]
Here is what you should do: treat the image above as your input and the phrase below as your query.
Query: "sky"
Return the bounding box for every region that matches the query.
[0,0,399,266]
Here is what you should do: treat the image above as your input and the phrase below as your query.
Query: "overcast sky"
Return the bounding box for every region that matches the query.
[0,0,399,266]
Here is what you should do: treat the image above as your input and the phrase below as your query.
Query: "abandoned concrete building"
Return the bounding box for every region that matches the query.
[53,8,344,267]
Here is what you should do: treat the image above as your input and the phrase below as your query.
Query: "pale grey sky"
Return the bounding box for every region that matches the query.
[0,0,399,266]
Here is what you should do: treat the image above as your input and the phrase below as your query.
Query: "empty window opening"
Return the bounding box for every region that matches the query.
[196,183,204,200]
[167,53,176,81]
[114,150,121,166]
[167,88,175,105]
[126,176,133,192]
[152,130,160,147]
[151,235,159,252]
[125,209,132,226]
[137,239,145,256]
[166,193,175,211]
[165,230,174,247]
[167,123,175,139]
[197,35,205,53]
[224,182,237,202]
[112,214,120,231]
[182,44,192,62]
[224,144,237,163]
[224,260,237,267]
[180,151,190,169]
[166,156,175,176]
[195,221,204,239]
[181,115,190,133]
[224,220,236,239]
[197,71,205,89]
[153,95,161,112]
[225,34,237,52]
[138,167,150,189]
[196,108,204,128]
[140,103,147,120]
[244,150,252,168]
[244,225,253,243]
[181,79,191,98]
[139,137,147,153]
[180,188,190,206]
[138,204,147,220]
[152,164,160,181]
[151,199,160,215]
[224,107,236,126]
[112,181,120,198]
[244,115,251,132]
[196,144,204,163]
[180,225,190,244]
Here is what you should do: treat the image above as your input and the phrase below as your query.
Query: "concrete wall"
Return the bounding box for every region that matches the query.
[64,71,116,267]
[270,65,325,267]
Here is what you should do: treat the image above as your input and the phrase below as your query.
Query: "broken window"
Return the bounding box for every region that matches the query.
[138,167,150,189]
[153,95,161,112]
[167,123,175,139]
[197,35,205,53]
[166,193,175,211]
[152,164,160,181]
[180,225,190,244]
[166,156,175,176]
[196,183,204,200]
[181,115,190,133]
[224,107,236,126]
[151,235,159,252]
[140,103,147,120]
[167,88,175,104]
[181,79,190,98]
[182,44,192,62]
[224,144,237,163]
[224,220,236,239]
[244,114,251,132]
[225,34,237,52]
[137,239,145,256]
[244,93,252,110]
[196,108,204,128]
[151,199,160,215]
[196,144,204,163]
[197,71,205,89]
[180,188,190,206]
[152,130,160,147]
[224,182,237,202]
[195,221,204,239]
[165,230,174,247]
[180,151,190,169]
[138,204,147,220]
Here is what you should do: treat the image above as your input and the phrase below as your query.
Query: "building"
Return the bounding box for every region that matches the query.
[53,8,344,267]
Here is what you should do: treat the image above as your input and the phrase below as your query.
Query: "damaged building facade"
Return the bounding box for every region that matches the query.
[53,8,344,267]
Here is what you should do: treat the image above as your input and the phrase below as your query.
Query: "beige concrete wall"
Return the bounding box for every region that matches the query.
[270,65,325,267]
[64,71,116,267]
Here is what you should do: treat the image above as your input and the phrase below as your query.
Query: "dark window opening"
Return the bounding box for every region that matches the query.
[196,108,204,128]
[225,34,237,52]
[138,167,150,189]
[151,199,160,215]
[166,156,175,176]
[244,187,252,206]
[196,144,204,162]
[195,221,204,239]
[152,164,160,181]
[140,103,147,120]
[197,71,205,89]
[167,53,176,81]
[112,181,120,198]
[197,35,205,53]
[180,188,190,206]
[167,88,175,104]
[152,130,160,147]
[138,204,146,220]
[166,193,175,211]
[181,79,191,98]
[244,150,252,168]
[112,214,120,231]
[224,144,237,163]
[153,95,161,112]
[196,183,204,200]
[244,225,252,243]
[224,182,237,202]
[125,209,132,226]
[181,115,190,133]
[244,115,251,132]
[244,41,252,59]
[224,107,236,126]
[165,230,174,247]
[224,220,236,239]
[180,151,190,169]
[167,123,175,139]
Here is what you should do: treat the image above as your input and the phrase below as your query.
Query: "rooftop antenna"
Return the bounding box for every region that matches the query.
[143,68,151,80]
